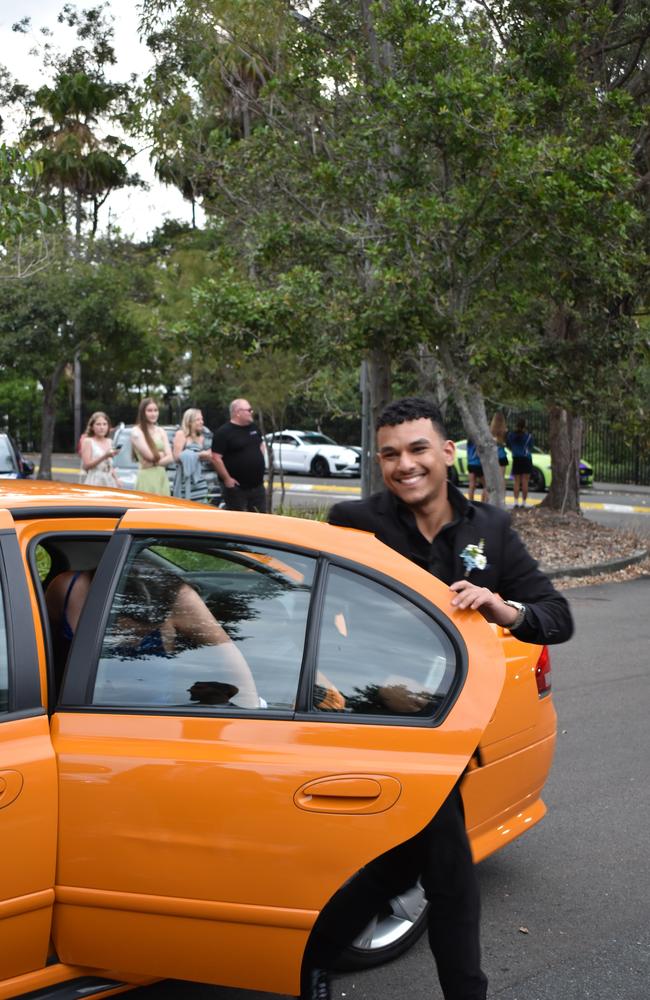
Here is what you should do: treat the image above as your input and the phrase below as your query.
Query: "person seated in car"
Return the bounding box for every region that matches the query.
[46,563,260,709]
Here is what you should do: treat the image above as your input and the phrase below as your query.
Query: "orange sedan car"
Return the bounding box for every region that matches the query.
[0,481,556,999]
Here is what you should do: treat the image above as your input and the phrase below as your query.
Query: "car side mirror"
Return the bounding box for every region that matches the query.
[21,459,35,477]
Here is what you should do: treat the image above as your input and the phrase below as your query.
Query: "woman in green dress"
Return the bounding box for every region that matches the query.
[132,397,173,496]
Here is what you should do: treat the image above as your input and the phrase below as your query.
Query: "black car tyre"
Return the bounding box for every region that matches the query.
[528,466,546,492]
[334,881,430,971]
[311,456,330,478]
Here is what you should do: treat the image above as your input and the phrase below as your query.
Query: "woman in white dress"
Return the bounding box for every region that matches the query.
[80,411,121,487]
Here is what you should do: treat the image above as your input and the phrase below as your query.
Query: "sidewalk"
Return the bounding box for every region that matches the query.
[27,454,650,494]
[593,481,650,497]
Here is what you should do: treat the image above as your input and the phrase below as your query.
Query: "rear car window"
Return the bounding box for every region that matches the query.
[91,537,315,711]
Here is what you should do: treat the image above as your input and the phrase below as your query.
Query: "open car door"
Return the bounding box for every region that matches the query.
[0,512,57,982]
[53,507,505,996]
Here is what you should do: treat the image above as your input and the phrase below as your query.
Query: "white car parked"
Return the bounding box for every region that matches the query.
[265,430,360,477]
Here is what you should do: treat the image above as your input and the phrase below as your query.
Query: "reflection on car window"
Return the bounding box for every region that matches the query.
[92,538,315,711]
[35,544,52,582]
[314,567,457,719]
[0,596,9,713]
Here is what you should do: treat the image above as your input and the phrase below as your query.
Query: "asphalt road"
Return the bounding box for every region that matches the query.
[123,574,650,1000]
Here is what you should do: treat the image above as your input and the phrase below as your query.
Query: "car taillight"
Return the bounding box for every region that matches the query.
[535,646,552,695]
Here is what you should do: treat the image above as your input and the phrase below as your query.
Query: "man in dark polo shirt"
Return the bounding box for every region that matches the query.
[300,397,573,1000]
[210,398,267,512]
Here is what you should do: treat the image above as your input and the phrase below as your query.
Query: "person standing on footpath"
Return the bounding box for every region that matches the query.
[302,397,573,1000]
[132,397,174,497]
[490,411,509,485]
[210,398,267,512]
[80,411,121,487]
[506,418,534,508]
[172,408,212,502]
[466,437,486,502]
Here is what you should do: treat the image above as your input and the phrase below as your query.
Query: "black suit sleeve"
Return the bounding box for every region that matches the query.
[328,501,359,528]
[497,520,574,645]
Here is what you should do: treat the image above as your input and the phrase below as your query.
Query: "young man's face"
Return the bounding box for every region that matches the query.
[377,418,456,508]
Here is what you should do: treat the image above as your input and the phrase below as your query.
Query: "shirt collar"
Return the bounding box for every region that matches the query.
[389,480,474,529]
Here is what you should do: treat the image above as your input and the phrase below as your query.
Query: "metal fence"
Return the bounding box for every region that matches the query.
[445,407,650,486]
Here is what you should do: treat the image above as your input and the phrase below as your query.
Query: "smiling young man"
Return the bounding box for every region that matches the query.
[311,397,574,1000]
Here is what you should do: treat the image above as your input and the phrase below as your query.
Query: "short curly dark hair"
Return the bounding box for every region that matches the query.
[376,397,448,438]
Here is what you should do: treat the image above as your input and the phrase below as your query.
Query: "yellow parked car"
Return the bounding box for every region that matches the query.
[452,439,593,492]
[0,479,556,997]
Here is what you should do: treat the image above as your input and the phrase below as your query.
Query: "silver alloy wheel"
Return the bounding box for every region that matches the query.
[352,881,427,950]
[336,881,429,969]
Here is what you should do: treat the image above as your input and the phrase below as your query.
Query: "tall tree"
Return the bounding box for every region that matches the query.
[9,4,141,239]
[0,237,142,477]
[137,1,649,509]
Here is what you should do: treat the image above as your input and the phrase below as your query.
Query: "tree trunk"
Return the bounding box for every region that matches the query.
[38,363,67,480]
[408,344,449,418]
[439,346,505,508]
[541,406,583,513]
[367,345,392,493]
[455,389,505,509]
[541,305,583,513]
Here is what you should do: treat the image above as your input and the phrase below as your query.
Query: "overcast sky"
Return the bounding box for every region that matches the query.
[0,0,201,239]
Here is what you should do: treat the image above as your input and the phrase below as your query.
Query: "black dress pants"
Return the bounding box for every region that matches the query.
[306,782,487,1000]
[222,483,267,512]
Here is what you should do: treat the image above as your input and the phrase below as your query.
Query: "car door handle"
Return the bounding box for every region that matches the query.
[0,770,24,810]
[294,774,402,815]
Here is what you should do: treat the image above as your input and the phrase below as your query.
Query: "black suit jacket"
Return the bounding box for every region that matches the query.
[329,488,573,646]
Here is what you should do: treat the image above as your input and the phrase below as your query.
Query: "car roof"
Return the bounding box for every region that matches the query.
[0,479,418,575]
[0,479,195,512]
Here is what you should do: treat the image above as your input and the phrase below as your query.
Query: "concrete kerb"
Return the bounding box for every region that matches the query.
[543,547,649,580]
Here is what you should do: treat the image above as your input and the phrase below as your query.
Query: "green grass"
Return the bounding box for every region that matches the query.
[273,505,329,521]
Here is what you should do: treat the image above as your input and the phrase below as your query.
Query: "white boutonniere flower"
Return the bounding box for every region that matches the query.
[460,539,487,576]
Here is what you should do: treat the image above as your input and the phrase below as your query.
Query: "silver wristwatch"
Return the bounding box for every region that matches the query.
[503,600,526,630]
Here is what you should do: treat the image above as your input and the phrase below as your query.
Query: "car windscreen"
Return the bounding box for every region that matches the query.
[299,433,337,445]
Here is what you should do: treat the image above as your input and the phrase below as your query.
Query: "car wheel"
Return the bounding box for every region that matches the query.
[334,881,429,971]
[528,466,545,492]
[311,456,330,478]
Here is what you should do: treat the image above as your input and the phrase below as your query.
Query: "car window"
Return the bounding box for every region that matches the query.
[300,433,336,445]
[0,435,18,474]
[0,595,9,713]
[313,566,458,720]
[91,538,316,711]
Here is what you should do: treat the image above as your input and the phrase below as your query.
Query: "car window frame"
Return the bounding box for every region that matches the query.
[59,530,468,729]
[26,529,117,713]
[0,529,43,718]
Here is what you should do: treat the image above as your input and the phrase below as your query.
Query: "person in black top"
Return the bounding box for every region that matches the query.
[210,398,267,512]
[301,398,573,1000]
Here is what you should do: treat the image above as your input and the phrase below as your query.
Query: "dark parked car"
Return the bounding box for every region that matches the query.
[0,433,34,480]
